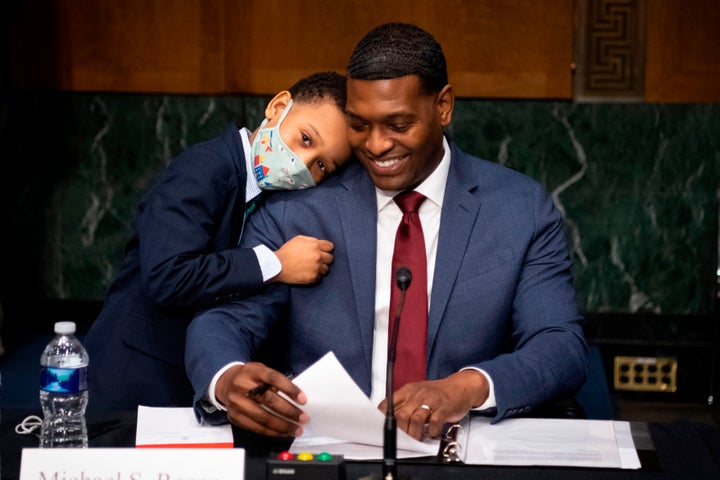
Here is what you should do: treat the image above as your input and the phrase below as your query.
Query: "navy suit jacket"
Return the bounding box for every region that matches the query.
[186,142,588,423]
[85,124,265,410]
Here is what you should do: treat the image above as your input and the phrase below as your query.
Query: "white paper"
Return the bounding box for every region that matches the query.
[288,352,439,459]
[277,351,641,469]
[462,416,641,469]
[20,448,245,480]
[614,420,643,469]
[136,405,233,447]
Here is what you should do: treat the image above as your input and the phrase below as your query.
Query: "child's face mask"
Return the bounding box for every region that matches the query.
[252,100,316,190]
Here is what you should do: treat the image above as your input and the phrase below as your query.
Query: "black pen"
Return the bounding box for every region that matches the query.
[246,373,294,398]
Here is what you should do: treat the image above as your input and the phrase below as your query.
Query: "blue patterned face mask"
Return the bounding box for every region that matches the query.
[251,100,316,190]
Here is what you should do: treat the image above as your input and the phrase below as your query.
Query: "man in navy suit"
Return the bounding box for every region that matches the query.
[186,23,588,441]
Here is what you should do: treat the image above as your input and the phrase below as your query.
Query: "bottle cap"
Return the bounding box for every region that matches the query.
[54,321,77,335]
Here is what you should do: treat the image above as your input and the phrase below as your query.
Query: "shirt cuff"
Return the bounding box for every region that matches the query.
[253,244,282,282]
[205,361,245,412]
[460,367,497,410]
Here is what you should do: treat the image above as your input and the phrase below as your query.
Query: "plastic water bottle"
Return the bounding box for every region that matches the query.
[39,321,89,448]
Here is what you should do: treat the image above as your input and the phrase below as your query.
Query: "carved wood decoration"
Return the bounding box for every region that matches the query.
[574,0,646,101]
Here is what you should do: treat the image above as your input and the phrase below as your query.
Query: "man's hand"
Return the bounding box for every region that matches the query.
[215,362,308,438]
[378,370,489,441]
[273,235,334,284]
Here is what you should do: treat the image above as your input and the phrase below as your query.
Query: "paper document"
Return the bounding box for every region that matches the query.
[460,416,641,469]
[286,351,641,469]
[288,351,439,459]
[136,405,233,448]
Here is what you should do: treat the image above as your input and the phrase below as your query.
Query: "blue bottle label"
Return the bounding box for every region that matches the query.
[40,366,88,393]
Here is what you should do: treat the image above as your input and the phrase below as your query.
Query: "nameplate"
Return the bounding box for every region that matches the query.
[20,448,245,480]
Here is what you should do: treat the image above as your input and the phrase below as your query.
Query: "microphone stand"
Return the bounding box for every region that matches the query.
[383,268,411,480]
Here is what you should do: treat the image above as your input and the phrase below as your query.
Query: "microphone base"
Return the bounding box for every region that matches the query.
[266,455,346,480]
[355,475,413,480]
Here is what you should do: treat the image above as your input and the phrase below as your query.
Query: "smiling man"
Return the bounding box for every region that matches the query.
[186,23,588,442]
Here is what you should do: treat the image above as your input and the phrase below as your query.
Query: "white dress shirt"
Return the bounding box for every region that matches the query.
[369,136,496,410]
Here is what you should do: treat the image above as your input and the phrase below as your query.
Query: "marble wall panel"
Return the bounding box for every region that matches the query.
[449,101,719,315]
[1,94,718,316]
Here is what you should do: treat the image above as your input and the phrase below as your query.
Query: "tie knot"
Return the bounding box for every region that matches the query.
[394,191,426,214]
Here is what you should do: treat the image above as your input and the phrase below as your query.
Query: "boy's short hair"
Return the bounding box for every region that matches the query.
[288,71,347,110]
[346,23,448,95]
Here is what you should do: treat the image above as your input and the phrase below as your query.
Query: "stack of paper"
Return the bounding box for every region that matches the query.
[288,352,439,459]
[288,352,642,469]
[134,353,642,470]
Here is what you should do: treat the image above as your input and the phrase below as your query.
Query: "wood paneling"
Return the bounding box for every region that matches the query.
[7,0,226,93]
[645,0,720,103]
[6,0,574,98]
[226,0,575,98]
[7,1,717,101]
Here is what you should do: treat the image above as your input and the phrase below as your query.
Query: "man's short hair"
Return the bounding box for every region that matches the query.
[289,71,347,110]
[347,23,448,95]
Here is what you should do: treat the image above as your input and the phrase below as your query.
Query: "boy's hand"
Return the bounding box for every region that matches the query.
[273,235,334,284]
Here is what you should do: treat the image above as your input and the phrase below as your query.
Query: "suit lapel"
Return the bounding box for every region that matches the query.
[333,153,482,379]
[336,165,378,374]
[427,146,482,352]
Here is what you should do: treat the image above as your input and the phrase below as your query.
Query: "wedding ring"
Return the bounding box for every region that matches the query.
[419,404,433,415]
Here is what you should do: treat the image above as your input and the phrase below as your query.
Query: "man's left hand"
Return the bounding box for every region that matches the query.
[378,370,489,441]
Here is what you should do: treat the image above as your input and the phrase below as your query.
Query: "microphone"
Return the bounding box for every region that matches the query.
[395,266,412,292]
[383,267,412,480]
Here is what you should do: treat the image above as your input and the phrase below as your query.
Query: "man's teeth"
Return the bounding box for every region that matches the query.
[374,157,401,167]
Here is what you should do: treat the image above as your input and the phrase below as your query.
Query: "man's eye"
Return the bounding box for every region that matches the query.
[349,123,367,132]
[389,123,410,132]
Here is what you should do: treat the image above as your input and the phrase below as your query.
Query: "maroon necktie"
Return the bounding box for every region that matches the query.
[389,191,428,390]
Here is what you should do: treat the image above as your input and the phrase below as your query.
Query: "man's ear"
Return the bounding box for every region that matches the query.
[264,91,292,121]
[437,84,455,127]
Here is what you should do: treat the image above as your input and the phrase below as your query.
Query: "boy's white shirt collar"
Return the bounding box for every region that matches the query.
[240,127,263,201]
